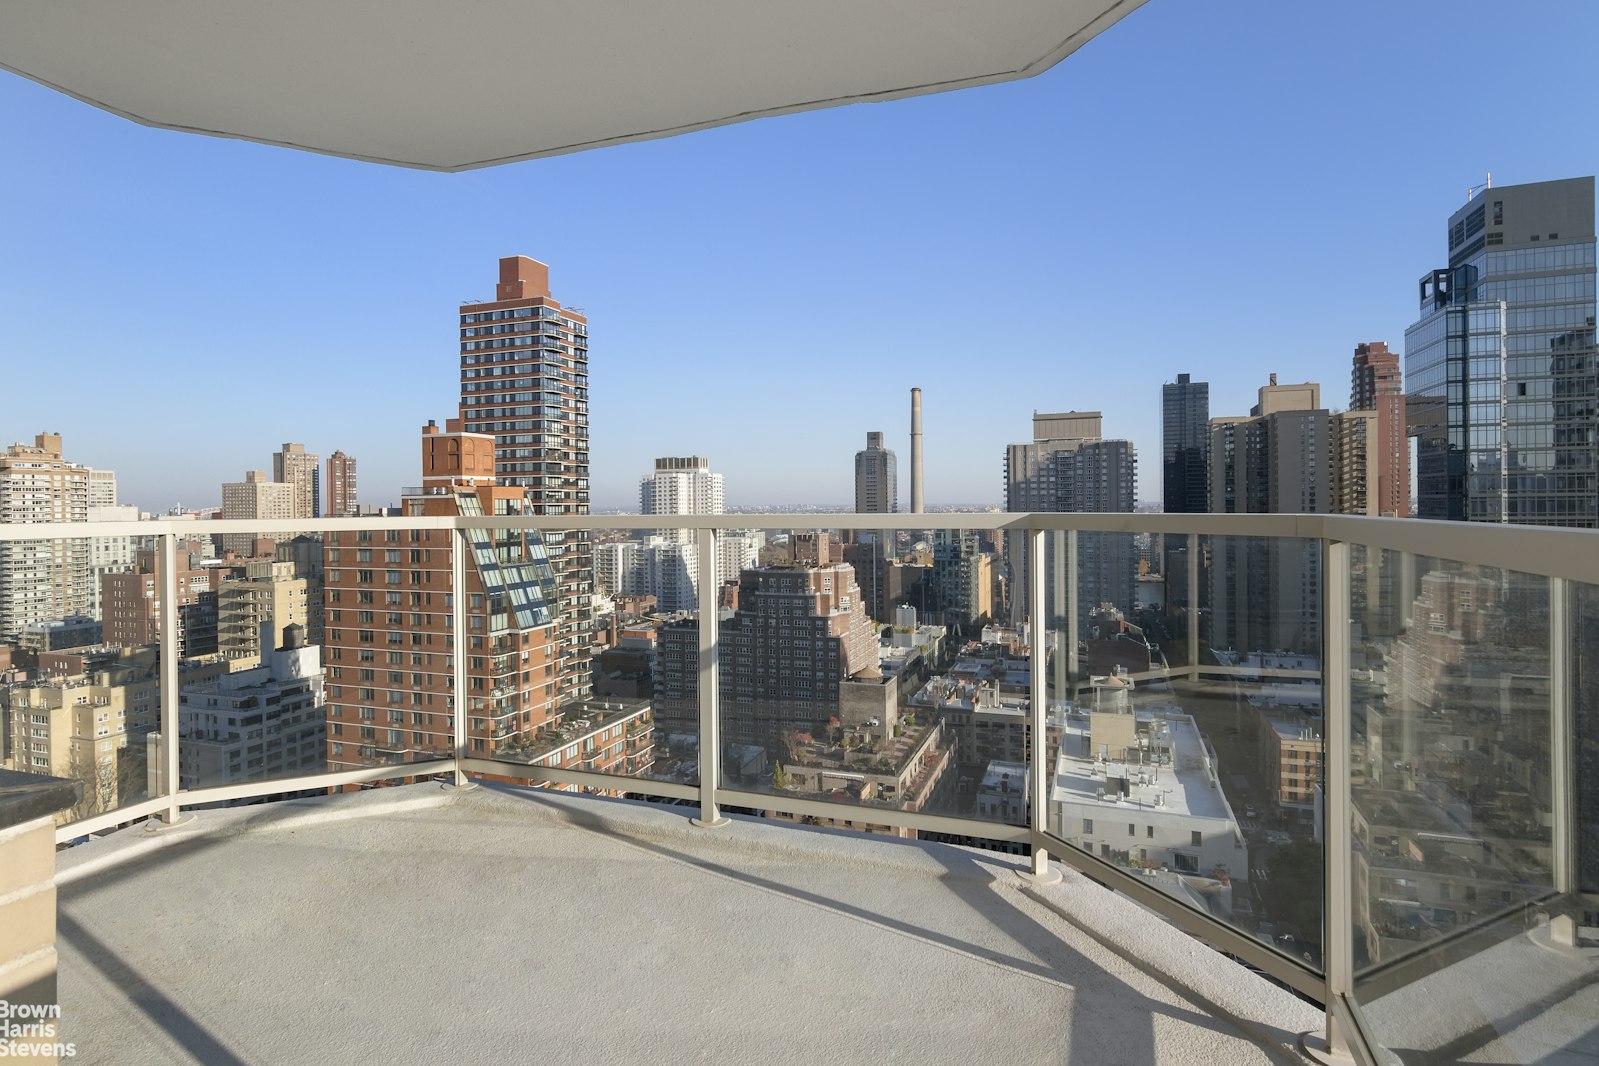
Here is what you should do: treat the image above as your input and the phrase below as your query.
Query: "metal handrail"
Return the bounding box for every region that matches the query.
[11,508,1591,1048]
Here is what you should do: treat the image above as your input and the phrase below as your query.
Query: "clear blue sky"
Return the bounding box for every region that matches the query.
[2,1,1595,513]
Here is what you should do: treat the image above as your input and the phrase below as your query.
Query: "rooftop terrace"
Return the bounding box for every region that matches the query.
[1052,712,1232,823]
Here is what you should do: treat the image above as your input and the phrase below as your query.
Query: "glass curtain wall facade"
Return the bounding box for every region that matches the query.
[1407,177,1598,526]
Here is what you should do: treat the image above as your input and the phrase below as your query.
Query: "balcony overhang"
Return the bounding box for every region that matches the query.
[0,0,1145,172]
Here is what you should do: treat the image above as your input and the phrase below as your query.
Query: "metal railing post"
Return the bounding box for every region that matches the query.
[158,531,181,824]
[1306,538,1375,1065]
[1065,529,1079,694]
[1051,530,1068,698]
[1025,525,1061,882]
[1396,550,1415,631]
[1187,532,1200,681]
[1549,576,1578,943]
[692,526,728,828]
[450,525,470,788]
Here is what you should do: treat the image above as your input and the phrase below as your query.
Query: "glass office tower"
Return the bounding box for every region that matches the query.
[1406,177,1597,525]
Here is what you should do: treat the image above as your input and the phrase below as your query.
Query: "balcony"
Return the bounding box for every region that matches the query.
[2,511,1598,1066]
[48,780,1321,1065]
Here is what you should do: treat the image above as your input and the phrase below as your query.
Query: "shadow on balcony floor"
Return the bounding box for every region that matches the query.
[54,782,1319,1065]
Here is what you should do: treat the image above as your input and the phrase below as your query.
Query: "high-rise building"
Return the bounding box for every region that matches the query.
[220,471,295,555]
[1004,412,1138,627]
[930,529,995,632]
[1162,374,1209,515]
[322,419,561,772]
[0,433,97,640]
[100,540,221,658]
[1406,176,1597,525]
[273,443,321,520]
[215,559,311,662]
[1160,374,1210,635]
[77,467,146,621]
[854,431,898,514]
[1204,378,1375,657]
[637,456,724,610]
[86,501,142,623]
[459,256,593,708]
[653,561,878,746]
[595,540,647,599]
[640,456,724,521]
[715,529,765,589]
[1330,409,1380,518]
[1350,342,1409,517]
[327,450,358,517]
[87,468,117,509]
[641,536,699,613]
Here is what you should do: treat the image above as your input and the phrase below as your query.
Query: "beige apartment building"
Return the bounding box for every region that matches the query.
[0,433,103,640]
[220,470,295,555]
[216,559,311,662]
[273,443,320,519]
[1331,408,1380,517]
[1,647,160,822]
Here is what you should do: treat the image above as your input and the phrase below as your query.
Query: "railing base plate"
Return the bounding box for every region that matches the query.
[1299,1032,1357,1066]
[690,816,731,829]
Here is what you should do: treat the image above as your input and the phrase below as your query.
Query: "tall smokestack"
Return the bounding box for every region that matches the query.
[910,387,924,514]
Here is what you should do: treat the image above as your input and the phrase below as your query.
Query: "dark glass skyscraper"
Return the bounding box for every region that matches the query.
[853,431,898,513]
[1162,373,1209,514]
[1406,177,1597,526]
[1161,374,1208,641]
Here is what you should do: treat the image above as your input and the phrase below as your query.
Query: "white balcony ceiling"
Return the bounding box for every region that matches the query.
[0,0,1144,172]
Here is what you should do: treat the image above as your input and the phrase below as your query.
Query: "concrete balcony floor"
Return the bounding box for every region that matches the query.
[54,783,1320,1065]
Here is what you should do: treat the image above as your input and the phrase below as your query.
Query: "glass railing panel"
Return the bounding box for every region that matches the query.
[715,524,995,840]
[474,520,688,800]
[445,518,602,789]
[5,530,166,832]
[1348,549,1579,1065]
[1043,531,1326,973]
[323,523,469,779]
[1154,531,1200,675]
[1577,580,1599,905]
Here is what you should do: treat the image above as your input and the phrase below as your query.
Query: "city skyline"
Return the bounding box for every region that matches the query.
[2,1,1597,512]
[0,7,1592,1065]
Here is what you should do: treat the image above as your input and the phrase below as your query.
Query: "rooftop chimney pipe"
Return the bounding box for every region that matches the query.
[910,387,924,514]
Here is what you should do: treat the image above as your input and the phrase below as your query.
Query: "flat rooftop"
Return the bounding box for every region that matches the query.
[1268,717,1321,741]
[1051,713,1232,822]
[53,783,1317,1065]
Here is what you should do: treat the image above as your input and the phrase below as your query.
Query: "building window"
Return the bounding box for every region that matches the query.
[1191,831,1202,848]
